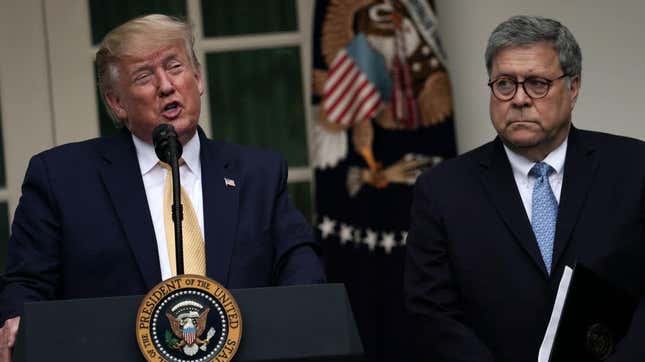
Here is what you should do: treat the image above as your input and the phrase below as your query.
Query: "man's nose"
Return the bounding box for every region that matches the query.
[511,84,532,108]
[157,71,175,96]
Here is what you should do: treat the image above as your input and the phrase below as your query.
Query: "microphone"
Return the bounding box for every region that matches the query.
[152,124,183,163]
[152,124,185,275]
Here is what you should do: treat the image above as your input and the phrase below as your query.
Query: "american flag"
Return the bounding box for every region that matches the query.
[224,178,236,188]
[323,33,390,127]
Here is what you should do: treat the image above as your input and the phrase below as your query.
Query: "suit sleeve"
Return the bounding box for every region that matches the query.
[404,172,494,362]
[0,155,61,324]
[269,155,326,286]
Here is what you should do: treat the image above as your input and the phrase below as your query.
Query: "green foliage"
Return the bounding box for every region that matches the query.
[165,329,181,349]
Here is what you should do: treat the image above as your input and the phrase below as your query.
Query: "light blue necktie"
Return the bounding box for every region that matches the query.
[530,162,558,273]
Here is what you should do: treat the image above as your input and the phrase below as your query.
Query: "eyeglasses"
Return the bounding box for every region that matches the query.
[488,74,568,101]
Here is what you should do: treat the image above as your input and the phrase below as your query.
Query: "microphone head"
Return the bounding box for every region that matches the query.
[152,124,183,164]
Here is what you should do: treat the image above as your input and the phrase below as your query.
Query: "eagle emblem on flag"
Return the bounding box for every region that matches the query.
[313,0,454,192]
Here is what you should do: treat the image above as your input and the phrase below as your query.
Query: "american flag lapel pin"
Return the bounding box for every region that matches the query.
[224,177,236,188]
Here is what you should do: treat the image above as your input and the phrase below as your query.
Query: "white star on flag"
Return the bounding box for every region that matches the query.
[318,217,336,239]
[339,224,353,245]
[364,229,378,251]
[400,231,408,246]
[380,232,396,254]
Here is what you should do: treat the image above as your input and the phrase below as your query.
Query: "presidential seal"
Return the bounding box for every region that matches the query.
[585,323,613,361]
[136,275,242,362]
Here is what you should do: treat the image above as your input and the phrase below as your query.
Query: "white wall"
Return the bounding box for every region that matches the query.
[435,0,645,153]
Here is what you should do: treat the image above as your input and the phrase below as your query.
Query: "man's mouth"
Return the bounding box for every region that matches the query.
[509,119,537,125]
[161,101,182,119]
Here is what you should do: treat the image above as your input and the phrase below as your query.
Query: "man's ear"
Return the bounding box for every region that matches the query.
[105,89,128,120]
[569,75,580,109]
[195,69,204,96]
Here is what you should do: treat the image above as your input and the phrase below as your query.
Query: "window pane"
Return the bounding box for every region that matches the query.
[89,0,187,45]
[288,181,312,223]
[206,47,308,167]
[0,202,8,270]
[201,0,297,37]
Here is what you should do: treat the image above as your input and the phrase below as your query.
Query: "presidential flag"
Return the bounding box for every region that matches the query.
[311,1,457,361]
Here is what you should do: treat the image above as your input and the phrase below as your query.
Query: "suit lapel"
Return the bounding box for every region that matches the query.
[552,128,597,270]
[479,138,549,276]
[97,129,161,290]
[199,130,239,286]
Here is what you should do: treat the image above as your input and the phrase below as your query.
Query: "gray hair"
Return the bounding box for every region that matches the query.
[485,15,581,81]
[95,14,200,127]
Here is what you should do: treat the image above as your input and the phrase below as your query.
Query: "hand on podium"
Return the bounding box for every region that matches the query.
[0,317,20,362]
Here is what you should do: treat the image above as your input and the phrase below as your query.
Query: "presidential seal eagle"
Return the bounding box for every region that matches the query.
[166,306,215,356]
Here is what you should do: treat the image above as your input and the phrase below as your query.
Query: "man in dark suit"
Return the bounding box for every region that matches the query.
[0,14,324,360]
[405,15,645,362]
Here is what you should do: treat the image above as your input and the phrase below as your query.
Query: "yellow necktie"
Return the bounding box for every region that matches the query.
[160,161,206,276]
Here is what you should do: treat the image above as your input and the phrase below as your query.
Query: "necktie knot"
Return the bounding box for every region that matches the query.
[158,158,186,171]
[530,162,554,178]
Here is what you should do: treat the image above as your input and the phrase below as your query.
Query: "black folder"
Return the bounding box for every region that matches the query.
[539,264,639,362]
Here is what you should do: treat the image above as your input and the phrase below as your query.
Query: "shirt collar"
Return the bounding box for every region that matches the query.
[132,130,201,178]
[503,136,568,177]
[181,131,201,178]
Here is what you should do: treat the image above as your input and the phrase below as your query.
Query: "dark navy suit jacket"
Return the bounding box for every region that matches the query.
[405,127,645,362]
[0,128,325,322]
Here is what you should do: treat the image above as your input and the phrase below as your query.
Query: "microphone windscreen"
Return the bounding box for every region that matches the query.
[152,124,182,163]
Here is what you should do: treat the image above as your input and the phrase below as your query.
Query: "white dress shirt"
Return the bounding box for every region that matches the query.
[503,137,567,222]
[132,132,204,280]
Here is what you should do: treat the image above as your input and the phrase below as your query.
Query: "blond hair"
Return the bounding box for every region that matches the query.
[95,14,201,127]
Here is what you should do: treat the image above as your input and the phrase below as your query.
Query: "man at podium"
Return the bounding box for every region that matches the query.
[0,14,325,361]
[405,15,645,362]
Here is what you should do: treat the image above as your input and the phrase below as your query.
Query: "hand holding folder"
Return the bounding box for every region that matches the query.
[539,264,638,362]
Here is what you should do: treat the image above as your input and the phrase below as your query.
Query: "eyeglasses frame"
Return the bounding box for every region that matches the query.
[487,73,570,101]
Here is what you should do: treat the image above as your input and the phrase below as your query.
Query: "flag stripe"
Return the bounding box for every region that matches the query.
[339,84,377,126]
[323,49,382,126]
[333,77,371,124]
[323,65,359,109]
[329,75,369,121]
[353,87,380,122]
[324,66,362,115]
[323,56,352,100]
[326,52,350,80]
[323,54,355,98]
[357,90,381,121]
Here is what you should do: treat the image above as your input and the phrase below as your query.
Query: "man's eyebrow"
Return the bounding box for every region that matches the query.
[126,52,183,76]
[163,53,182,64]
[129,62,153,76]
[491,73,515,79]
[492,72,549,79]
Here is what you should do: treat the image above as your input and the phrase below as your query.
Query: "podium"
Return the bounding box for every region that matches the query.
[13,283,363,361]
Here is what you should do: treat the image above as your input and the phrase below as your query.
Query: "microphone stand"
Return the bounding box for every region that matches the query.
[168,140,184,275]
[153,124,185,275]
